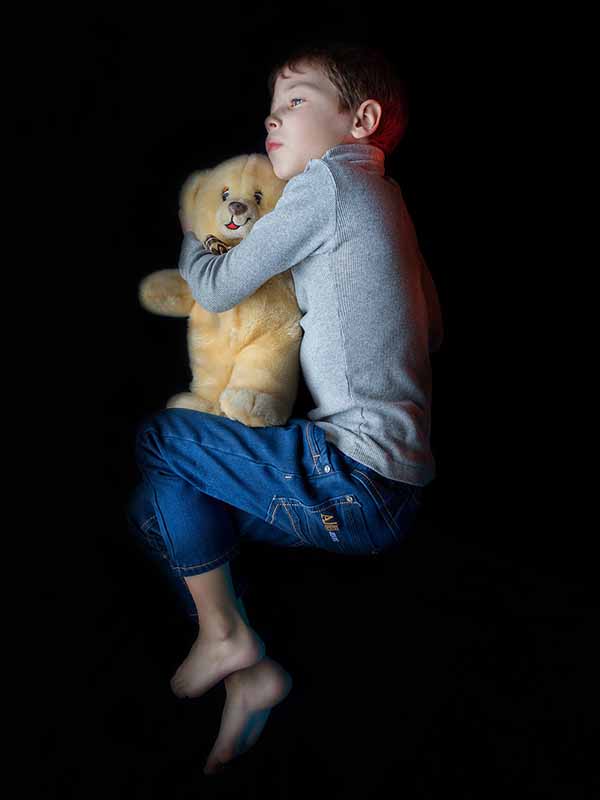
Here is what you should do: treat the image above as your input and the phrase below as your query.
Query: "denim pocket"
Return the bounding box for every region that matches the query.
[306,425,421,549]
[264,496,310,548]
[273,493,378,556]
[349,468,420,545]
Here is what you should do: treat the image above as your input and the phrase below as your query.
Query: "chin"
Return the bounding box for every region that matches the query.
[273,164,291,180]
[278,164,304,181]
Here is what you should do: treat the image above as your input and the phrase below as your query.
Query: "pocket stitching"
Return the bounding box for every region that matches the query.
[294,494,377,554]
[266,495,311,546]
[280,499,311,545]
[351,469,406,538]
[141,513,158,532]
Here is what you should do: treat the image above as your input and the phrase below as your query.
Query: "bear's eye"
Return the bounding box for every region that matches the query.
[254,191,262,205]
[222,189,229,201]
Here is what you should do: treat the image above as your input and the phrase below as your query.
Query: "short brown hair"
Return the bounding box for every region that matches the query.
[266,40,410,157]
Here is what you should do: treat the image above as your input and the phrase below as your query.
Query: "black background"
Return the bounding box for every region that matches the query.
[34,8,594,799]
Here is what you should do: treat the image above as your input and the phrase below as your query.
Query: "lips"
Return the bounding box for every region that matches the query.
[267,141,282,152]
[225,217,250,230]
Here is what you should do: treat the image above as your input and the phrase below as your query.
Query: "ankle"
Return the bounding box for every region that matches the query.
[200,613,248,642]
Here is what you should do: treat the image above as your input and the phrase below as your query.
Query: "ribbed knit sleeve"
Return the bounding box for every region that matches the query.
[178,159,336,313]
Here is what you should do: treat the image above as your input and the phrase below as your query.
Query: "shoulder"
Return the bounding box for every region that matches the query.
[282,158,337,199]
[297,157,336,183]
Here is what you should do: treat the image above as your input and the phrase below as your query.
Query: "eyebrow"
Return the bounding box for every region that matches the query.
[281,82,316,92]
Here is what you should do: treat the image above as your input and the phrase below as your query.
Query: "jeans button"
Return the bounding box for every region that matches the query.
[323,465,331,473]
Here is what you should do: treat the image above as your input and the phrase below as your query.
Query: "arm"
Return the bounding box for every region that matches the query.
[178,159,337,313]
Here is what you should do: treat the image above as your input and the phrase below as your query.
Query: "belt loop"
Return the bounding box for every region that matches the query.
[306,421,323,475]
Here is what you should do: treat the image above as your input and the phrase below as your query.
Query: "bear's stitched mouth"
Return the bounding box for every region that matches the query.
[225,216,251,230]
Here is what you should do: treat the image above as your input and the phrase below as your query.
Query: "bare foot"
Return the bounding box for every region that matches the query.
[170,625,265,700]
[203,656,293,776]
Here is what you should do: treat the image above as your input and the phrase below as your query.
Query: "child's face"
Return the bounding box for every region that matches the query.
[265,60,363,180]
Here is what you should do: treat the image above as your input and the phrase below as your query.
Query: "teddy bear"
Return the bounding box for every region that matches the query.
[138,153,303,428]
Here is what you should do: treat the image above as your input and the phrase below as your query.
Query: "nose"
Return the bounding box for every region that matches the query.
[265,115,279,131]
[228,201,247,216]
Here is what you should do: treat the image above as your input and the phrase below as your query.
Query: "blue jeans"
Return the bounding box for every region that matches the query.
[125,408,424,620]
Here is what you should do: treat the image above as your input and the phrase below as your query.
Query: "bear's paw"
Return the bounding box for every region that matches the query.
[139,269,194,317]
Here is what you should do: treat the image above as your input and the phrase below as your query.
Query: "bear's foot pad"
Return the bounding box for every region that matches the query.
[219,387,288,427]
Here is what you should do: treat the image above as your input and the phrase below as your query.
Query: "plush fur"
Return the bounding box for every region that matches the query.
[138,153,303,427]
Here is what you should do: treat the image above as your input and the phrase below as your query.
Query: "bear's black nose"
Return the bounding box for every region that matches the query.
[228,201,247,216]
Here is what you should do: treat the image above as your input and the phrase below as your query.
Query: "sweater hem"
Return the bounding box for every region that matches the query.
[320,429,435,487]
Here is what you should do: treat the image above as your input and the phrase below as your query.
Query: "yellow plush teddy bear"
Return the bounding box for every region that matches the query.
[138,153,303,428]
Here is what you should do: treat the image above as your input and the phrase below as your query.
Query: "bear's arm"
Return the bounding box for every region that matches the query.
[139,269,194,317]
[178,159,336,313]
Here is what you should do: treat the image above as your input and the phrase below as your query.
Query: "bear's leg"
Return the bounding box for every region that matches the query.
[166,392,222,414]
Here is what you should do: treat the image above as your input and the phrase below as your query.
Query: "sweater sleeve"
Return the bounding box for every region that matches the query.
[178,159,337,313]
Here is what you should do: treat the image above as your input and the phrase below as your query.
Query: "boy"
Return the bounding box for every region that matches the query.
[127,41,443,775]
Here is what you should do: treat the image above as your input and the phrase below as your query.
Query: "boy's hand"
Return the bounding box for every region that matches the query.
[203,234,231,255]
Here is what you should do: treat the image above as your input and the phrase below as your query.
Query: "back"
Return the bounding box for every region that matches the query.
[290,143,443,487]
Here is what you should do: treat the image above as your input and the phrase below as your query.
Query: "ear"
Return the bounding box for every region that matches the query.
[178,169,211,229]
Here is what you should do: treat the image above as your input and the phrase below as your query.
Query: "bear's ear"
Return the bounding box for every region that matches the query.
[179,169,211,226]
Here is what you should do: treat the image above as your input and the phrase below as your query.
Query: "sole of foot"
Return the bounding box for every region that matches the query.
[204,656,293,775]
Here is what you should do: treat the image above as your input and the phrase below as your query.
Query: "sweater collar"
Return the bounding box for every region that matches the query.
[321,142,386,175]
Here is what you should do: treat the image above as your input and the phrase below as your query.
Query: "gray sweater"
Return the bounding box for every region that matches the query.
[178,143,443,486]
